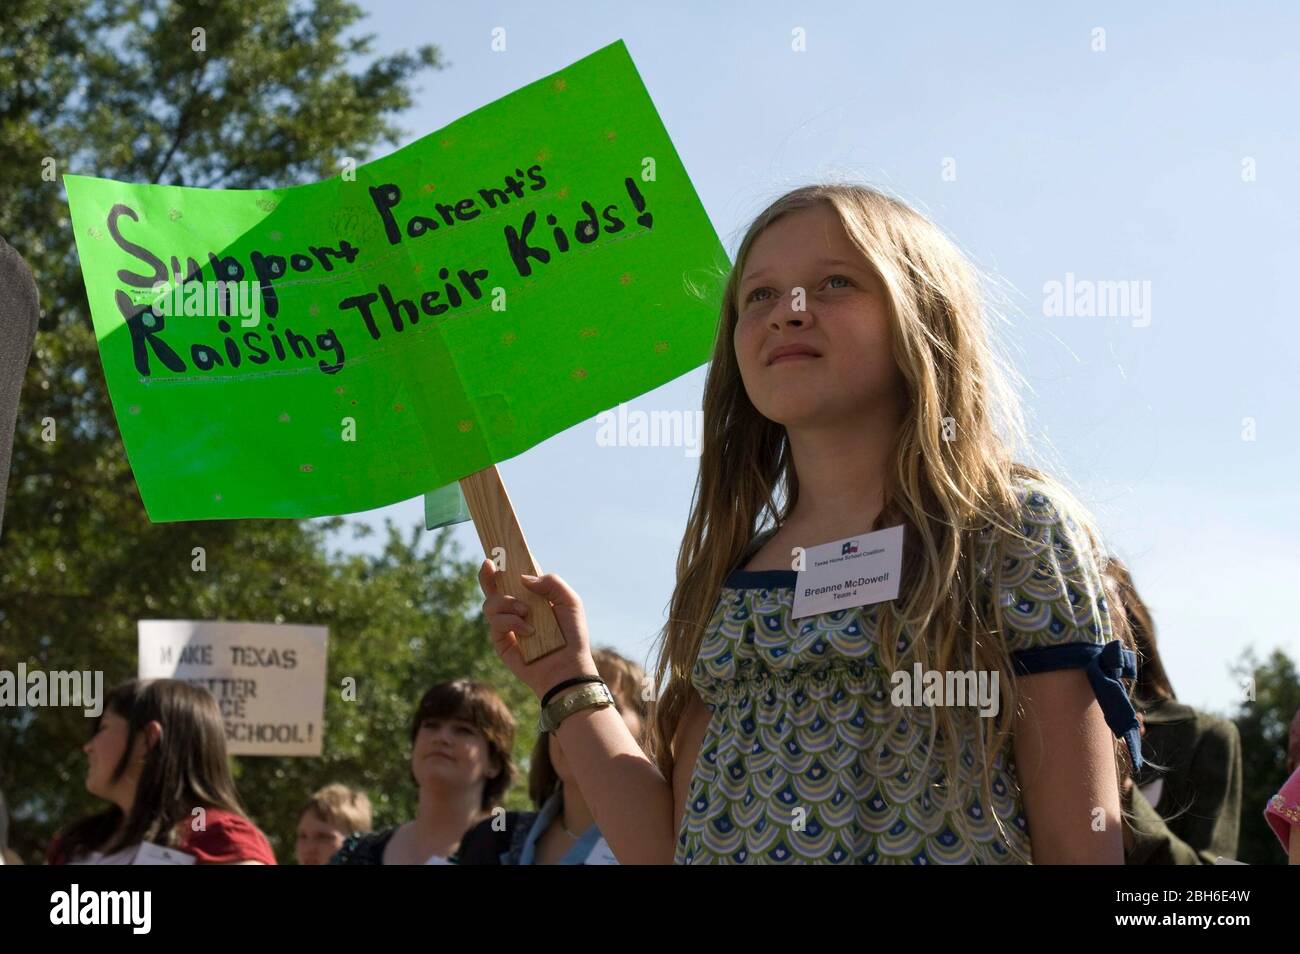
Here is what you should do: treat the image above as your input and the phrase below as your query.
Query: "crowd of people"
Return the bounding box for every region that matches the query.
[0,575,1296,865]
[0,648,650,865]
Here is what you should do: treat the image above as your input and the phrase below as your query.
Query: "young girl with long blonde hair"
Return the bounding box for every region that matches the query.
[480,183,1142,864]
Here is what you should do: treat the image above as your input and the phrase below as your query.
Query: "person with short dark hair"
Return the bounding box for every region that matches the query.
[330,679,514,864]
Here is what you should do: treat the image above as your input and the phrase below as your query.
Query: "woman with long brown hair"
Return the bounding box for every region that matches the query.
[48,678,274,864]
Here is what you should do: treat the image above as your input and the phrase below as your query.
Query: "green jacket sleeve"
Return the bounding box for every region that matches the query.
[1125,719,1242,865]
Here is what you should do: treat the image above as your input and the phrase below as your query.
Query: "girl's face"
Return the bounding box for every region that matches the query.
[411,715,499,794]
[733,203,902,428]
[83,709,142,806]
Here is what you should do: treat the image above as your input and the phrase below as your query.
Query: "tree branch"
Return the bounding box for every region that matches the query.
[149,59,208,185]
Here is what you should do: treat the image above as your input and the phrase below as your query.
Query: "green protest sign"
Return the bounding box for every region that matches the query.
[65,40,727,522]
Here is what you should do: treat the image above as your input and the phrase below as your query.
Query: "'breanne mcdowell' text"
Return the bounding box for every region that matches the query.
[104,167,654,379]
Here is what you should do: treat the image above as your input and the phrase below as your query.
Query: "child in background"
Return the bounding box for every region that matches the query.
[295,783,373,865]
[480,183,1142,864]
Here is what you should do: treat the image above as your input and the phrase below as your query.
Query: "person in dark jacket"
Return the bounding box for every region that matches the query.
[1105,556,1243,863]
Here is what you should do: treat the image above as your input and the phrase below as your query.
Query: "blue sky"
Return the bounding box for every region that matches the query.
[325,1,1300,715]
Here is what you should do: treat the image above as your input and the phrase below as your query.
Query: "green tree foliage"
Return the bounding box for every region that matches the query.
[0,0,538,864]
[1230,648,1300,865]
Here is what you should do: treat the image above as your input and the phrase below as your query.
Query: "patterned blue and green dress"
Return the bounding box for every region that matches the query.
[674,479,1141,864]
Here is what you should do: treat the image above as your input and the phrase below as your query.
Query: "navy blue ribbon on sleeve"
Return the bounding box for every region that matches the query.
[1011,640,1143,773]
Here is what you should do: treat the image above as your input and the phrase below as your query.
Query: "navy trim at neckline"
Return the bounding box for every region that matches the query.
[724,568,798,589]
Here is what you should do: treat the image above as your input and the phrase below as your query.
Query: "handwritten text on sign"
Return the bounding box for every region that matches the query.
[104,170,653,378]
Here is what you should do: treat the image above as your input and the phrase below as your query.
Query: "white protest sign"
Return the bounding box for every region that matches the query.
[138,620,327,756]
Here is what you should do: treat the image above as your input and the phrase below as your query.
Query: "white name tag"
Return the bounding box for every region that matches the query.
[791,526,904,620]
[584,837,619,865]
[132,842,197,865]
[424,853,452,865]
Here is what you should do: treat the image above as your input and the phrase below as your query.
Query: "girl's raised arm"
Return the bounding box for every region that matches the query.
[478,560,682,864]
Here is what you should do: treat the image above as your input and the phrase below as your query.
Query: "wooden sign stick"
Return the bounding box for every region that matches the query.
[459,465,567,662]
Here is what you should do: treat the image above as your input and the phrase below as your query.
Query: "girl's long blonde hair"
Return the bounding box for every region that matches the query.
[649,183,1132,851]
